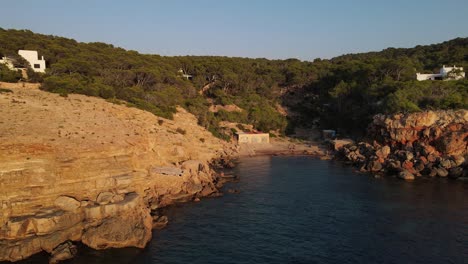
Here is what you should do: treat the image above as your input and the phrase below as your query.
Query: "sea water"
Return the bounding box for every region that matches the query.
[19,156,468,263]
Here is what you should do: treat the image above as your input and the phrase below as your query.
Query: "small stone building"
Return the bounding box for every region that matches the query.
[235,132,269,144]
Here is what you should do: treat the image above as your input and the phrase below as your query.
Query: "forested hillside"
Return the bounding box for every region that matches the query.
[1,28,467,137]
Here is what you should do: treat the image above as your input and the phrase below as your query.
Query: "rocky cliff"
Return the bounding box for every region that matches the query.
[336,110,467,180]
[0,87,236,262]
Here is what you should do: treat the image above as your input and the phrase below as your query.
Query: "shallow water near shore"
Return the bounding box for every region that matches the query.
[19,156,468,263]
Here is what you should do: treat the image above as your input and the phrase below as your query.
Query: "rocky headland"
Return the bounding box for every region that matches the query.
[0,86,236,262]
[334,110,467,180]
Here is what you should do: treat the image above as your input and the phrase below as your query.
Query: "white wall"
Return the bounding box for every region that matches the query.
[237,133,270,143]
[18,50,46,73]
[417,65,465,81]
[416,73,442,81]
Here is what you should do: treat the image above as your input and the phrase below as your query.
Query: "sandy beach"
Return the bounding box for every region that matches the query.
[237,137,330,158]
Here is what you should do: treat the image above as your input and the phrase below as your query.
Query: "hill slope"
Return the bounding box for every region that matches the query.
[0,28,467,136]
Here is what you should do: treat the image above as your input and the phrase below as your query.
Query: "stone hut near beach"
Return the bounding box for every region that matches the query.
[235,132,269,144]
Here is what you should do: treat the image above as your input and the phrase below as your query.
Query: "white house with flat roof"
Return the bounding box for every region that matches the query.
[18,50,46,73]
[0,50,46,73]
[416,65,465,81]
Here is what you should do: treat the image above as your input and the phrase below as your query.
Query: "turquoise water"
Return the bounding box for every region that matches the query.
[16,156,468,263]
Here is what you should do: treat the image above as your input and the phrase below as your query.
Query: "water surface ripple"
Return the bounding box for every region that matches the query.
[23,156,468,263]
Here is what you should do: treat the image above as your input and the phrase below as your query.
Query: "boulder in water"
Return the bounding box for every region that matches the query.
[398,170,415,180]
[49,241,77,264]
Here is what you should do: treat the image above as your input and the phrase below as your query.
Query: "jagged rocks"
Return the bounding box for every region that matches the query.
[452,155,465,166]
[81,194,152,250]
[95,192,124,205]
[331,139,355,151]
[81,210,152,249]
[448,167,464,179]
[398,170,415,180]
[434,167,449,177]
[54,196,81,212]
[152,215,168,229]
[375,145,391,160]
[49,241,77,264]
[181,160,204,172]
[366,160,383,172]
[435,130,467,156]
[96,192,114,205]
[336,110,467,180]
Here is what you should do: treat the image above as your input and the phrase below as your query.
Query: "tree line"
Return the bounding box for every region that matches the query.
[0,28,466,138]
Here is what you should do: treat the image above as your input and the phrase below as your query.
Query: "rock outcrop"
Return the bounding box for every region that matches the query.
[0,87,236,262]
[335,110,467,180]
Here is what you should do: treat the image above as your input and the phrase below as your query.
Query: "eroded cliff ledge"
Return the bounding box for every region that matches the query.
[0,87,236,262]
[335,110,467,180]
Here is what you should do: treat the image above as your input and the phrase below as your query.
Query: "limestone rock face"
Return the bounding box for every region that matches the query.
[49,241,77,264]
[54,196,81,212]
[81,194,152,249]
[0,87,236,262]
[369,110,467,154]
[336,110,467,180]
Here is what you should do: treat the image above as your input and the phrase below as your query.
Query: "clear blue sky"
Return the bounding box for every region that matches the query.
[1,0,468,60]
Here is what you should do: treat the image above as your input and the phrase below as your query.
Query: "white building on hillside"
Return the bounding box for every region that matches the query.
[0,50,47,73]
[416,65,465,81]
[18,50,46,73]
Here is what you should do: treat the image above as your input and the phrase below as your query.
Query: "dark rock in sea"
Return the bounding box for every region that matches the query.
[49,241,77,264]
[208,192,224,198]
[398,170,415,180]
[152,215,169,230]
[435,167,449,177]
[227,188,240,194]
[439,158,452,169]
[428,167,438,177]
[448,167,463,179]
[414,160,425,172]
[367,160,382,172]
[387,159,402,172]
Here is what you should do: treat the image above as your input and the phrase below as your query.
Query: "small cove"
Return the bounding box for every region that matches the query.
[19,156,468,263]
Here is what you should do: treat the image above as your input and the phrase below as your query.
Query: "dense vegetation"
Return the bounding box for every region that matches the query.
[0,28,467,138]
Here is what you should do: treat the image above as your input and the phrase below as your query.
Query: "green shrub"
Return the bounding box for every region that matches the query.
[0,64,21,82]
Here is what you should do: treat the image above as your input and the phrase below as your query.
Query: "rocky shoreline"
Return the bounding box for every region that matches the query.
[1,157,237,263]
[333,110,467,181]
[0,87,238,263]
